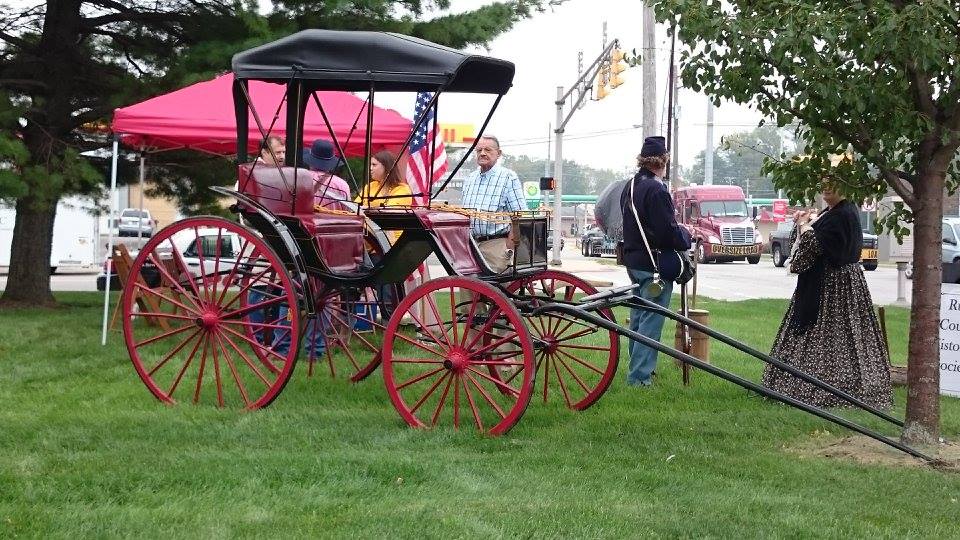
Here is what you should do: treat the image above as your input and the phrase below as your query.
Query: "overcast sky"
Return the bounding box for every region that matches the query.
[8,0,767,172]
[420,0,766,172]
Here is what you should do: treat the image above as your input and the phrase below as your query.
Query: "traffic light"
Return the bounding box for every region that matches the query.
[540,176,556,190]
[609,47,627,89]
[595,65,610,100]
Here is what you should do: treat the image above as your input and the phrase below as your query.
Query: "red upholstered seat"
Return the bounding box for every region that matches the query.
[413,208,483,275]
[237,163,363,273]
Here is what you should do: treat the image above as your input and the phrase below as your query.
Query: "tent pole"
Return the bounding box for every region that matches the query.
[101,136,120,346]
[137,152,145,244]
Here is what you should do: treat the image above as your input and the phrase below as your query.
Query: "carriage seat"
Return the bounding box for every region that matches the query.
[237,163,363,273]
[412,208,485,276]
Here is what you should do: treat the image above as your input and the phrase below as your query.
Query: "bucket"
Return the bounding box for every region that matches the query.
[674,309,710,366]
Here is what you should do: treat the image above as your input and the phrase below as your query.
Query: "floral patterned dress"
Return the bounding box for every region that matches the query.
[762,227,893,409]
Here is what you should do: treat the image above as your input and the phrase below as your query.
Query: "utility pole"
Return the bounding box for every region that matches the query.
[544,123,552,209]
[670,61,681,190]
[549,26,627,265]
[641,2,657,139]
[705,97,715,185]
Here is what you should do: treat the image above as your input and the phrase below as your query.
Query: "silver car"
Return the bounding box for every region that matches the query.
[905,217,960,279]
[118,208,155,237]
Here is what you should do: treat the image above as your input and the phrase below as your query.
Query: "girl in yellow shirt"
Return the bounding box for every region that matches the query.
[356,150,413,207]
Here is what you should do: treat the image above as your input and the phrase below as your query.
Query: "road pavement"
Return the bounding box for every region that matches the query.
[2,244,915,306]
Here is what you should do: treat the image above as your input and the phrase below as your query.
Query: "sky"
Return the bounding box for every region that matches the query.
[7,0,767,173]
[419,0,767,172]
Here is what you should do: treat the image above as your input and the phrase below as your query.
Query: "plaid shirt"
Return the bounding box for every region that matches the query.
[461,162,527,237]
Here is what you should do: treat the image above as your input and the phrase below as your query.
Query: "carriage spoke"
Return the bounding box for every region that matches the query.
[557,355,592,393]
[392,358,445,365]
[541,353,551,402]
[133,282,201,317]
[554,325,595,342]
[409,372,450,414]
[147,252,203,313]
[220,294,287,321]
[466,366,520,398]
[555,342,610,352]
[464,372,508,419]
[424,292,454,350]
[168,237,206,306]
[193,226,214,303]
[220,266,278,312]
[460,377,483,431]
[396,366,446,391]
[463,305,504,351]
[218,324,282,374]
[165,330,205,399]
[214,237,251,305]
[211,228,223,302]
[210,336,225,407]
[218,329,272,387]
[556,348,604,375]
[148,327,202,376]
[135,323,194,349]
[448,287,459,345]
[453,375,461,429]
[214,332,252,407]
[430,375,455,426]
[193,334,211,404]
[552,353,574,407]
[458,290,480,347]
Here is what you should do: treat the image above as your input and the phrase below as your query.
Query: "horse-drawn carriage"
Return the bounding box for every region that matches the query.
[120,30,932,461]
[121,30,619,435]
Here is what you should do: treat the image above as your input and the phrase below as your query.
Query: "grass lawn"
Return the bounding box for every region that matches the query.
[1,292,958,538]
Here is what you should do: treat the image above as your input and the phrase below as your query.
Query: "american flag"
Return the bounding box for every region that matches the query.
[407,92,448,205]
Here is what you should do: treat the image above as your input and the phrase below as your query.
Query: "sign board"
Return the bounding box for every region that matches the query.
[772,200,788,223]
[523,181,541,199]
[939,284,960,398]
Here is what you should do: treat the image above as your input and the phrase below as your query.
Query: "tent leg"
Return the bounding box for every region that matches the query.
[101,136,120,346]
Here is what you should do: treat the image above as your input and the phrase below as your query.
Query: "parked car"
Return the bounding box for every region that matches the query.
[768,219,878,270]
[580,227,617,257]
[546,234,565,251]
[97,228,244,291]
[118,208,156,237]
[905,217,960,280]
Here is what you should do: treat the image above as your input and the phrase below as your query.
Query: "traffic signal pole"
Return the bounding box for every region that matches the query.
[550,36,624,265]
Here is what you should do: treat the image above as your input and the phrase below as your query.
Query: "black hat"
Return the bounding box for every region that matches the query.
[639,136,667,157]
[302,139,341,172]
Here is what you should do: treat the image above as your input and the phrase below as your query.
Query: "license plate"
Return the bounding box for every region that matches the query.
[861,248,878,260]
[710,244,759,256]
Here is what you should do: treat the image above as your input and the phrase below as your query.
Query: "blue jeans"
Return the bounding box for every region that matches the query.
[248,288,325,357]
[626,267,673,386]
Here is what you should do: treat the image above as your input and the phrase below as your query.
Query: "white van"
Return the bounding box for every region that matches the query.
[1,196,99,274]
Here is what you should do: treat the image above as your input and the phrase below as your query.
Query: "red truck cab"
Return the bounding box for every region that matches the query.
[673,185,763,264]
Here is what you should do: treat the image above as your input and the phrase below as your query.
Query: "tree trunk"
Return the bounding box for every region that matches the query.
[0,196,57,306]
[902,171,945,446]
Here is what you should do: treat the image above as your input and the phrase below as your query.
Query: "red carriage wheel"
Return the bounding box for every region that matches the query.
[122,216,301,410]
[303,232,405,382]
[382,276,535,436]
[505,270,619,411]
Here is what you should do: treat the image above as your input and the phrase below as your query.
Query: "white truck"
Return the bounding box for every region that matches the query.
[0,196,99,274]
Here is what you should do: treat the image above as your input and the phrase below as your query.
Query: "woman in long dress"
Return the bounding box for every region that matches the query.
[762,185,892,409]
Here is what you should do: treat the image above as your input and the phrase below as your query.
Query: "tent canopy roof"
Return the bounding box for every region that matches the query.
[111,73,412,156]
[231,30,515,94]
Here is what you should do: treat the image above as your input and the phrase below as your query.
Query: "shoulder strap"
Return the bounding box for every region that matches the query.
[629,176,660,273]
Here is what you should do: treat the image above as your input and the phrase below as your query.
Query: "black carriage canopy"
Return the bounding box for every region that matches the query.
[231,29,515,93]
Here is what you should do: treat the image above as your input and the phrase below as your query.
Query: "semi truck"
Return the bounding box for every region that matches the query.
[672,185,763,264]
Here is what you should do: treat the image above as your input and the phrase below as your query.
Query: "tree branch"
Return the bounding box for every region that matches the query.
[0,30,30,49]
[884,169,918,206]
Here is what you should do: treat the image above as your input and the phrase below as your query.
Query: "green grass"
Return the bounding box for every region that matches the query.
[1,292,958,538]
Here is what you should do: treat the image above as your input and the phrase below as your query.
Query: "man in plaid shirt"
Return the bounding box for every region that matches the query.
[461,135,527,272]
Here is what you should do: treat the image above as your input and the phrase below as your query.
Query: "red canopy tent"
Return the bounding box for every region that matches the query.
[111,73,413,156]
